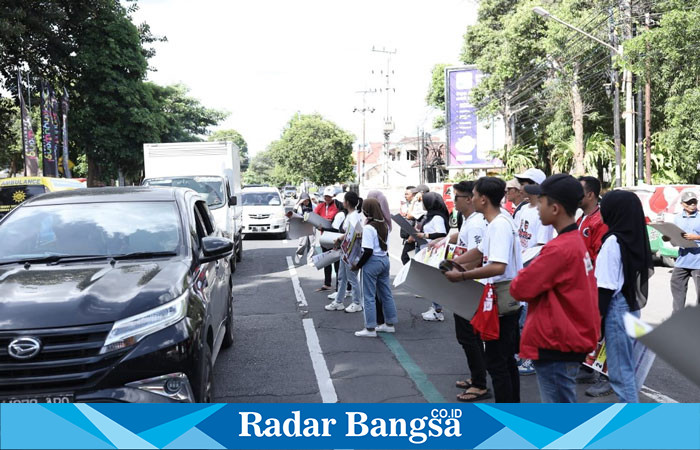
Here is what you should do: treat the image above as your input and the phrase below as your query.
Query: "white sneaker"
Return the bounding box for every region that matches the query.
[324,301,345,311]
[344,303,363,313]
[327,292,338,300]
[376,324,395,333]
[422,307,445,322]
[354,328,377,337]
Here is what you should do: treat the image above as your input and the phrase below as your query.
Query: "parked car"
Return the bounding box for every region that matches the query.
[241,186,288,238]
[282,185,298,199]
[0,176,85,221]
[0,187,234,402]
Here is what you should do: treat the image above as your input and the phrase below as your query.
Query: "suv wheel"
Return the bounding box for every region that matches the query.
[195,344,213,402]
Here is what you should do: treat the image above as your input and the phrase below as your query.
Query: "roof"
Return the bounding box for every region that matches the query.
[241,186,279,194]
[24,187,181,206]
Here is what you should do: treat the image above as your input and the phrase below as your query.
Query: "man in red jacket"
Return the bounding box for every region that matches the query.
[577,176,608,266]
[315,186,340,290]
[510,174,600,403]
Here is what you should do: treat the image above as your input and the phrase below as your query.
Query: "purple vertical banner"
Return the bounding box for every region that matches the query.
[40,82,59,177]
[446,67,495,167]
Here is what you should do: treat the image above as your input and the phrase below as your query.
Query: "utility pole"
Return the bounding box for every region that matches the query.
[372,46,396,187]
[353,90,375,186]
[623,0,635,186]
[645,12,652,183]
[636,76,644,181]
[609,7,622,188]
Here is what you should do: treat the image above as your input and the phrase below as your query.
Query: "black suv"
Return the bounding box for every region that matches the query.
[0,187,234,402]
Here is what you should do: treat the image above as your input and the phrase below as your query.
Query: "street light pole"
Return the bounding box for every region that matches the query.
[353,90,375,187]
[534,6,633,186]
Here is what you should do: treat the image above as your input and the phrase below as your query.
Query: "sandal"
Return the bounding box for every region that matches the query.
[315,285,333,292]
[456,388,492,403]
[455,379,473,389]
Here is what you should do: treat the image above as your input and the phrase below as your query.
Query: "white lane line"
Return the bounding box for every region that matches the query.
[640,385,679,403]
[303,318,338,403]
[389,253,403,264]
[286,256,307,307]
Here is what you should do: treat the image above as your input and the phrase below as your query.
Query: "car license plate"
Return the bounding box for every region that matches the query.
[1,393,74,403]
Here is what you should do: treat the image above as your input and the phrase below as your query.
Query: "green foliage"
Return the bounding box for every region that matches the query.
[426,63,449,111]
[269,113,355,186]
[489,144,538,177]
[0,99,22,174]
[208,129,249,171]
[243,150,284,186]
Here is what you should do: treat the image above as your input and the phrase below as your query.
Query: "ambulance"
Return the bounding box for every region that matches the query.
[0,177,85,220]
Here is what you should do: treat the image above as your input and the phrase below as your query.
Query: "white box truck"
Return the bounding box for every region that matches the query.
[142,141,243,268]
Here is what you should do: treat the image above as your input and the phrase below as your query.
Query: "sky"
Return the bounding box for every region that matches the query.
[132,0,478,155]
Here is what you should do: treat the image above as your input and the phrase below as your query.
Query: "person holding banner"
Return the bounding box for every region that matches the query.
[509,174,600,403]
[352,198,398,338]
[596,190,654,403]
[670,190,700,312]
[366,191,393,327]
[314,187,341,291]
[325,192,364,313]
[443,177,523,403]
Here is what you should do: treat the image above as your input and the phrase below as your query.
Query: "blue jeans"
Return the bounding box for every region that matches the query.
[361,255,398,329]
[337,260,361,305]
[605,292,640,403]
[532,360,580,403]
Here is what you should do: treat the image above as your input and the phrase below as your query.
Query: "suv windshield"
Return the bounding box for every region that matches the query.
[0,185,47,216]
[0,202,182,263]
[242,192,281,206]
[143,176,225,209]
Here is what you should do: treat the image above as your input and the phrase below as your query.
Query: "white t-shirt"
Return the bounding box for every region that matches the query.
[458,212,487,251]
[331,211,346,231]
[515,204,554,251]
[343,210,364,231]
[595,235,624,296]
[362,224,388,257]
[478,213,523,283]
[423,215,447,238]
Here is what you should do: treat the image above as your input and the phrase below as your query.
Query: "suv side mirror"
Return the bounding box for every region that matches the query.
[200,236,234,263]
[229,196,237,206]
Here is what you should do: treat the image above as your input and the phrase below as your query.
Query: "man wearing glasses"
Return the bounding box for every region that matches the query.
[671,190,700,312]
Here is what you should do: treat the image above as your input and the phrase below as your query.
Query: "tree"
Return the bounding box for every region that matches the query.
[242,149,285,186]
[270,113,355,186]
[426,63,449,129]
[0,99,22,175]
[208,129,249,171]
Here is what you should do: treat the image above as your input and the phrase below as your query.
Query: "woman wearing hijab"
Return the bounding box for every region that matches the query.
[596,190,654,403]
[414,191,450,322]
[352,198,398,337]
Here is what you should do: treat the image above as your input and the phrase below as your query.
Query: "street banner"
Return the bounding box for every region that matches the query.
[340,216,363,266]
[445,66,504,169]
[649,222,698,248]
[625,306,700,388]
[391,214,427,247]
[40,81,60,177]
[319,232,343,247]
[2,403,700,449]
[310,249,342,270]
[61,88,71,177]
[304,212,332,230]
[18,74,39,177]
[394,259,483,320]
[288,213,315,239]
[582,337,656,390]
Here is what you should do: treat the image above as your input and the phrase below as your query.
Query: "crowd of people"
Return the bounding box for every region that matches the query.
[297,171,699,403]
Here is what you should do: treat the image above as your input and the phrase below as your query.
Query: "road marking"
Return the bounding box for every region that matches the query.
[303,318,338,403]
[379,334,446,403]
[389,253,403,264]
[641,385,678,403]
[286,256,307,307]
[283,239,288,244]
[286,255,338,403]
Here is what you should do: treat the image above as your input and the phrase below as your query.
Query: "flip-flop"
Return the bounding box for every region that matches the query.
[455,379,473,389]
[456,389,492,403]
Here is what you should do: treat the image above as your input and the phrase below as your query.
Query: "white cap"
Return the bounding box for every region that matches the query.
[323,186,336,197]
[335,192,345,203]
[515,168,546,185]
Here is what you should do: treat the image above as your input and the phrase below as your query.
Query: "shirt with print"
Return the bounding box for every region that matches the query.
[674,210,700,269]
[477,213,523,283]
[361,224,388,257]
[458,212,487,251]
[595,235,624,295]
[577,207,608,266]
[515,204,554,252]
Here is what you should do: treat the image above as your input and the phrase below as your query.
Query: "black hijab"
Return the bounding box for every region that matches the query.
[600,190,654,311]
[422,192,450,232]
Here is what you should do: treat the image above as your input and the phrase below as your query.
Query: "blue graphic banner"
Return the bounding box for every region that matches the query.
[2,403,699,449]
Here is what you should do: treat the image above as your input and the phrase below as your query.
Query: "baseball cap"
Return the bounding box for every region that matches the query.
[524,174,584,210]
[323,186,335,197]
[411,184,430,194]
[505,179,521,190]
[681,190,698,203]
[515,168,546,185]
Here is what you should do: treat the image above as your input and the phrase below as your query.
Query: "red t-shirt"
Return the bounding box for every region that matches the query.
[510,226,600,361]
[577,207,608,265]
[314,201,339,224]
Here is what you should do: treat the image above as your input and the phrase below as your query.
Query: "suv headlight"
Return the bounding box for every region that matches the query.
[100,293,188,354]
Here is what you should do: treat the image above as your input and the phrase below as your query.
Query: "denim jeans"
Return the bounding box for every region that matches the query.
[361,255,398,329]
[532,360,580,403]
[605,292,640,403]
[337,260,361,305]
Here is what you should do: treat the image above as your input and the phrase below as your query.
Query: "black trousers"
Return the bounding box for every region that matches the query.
[484,313,520,403]
[454,314,487,390]
[400,241,416,265]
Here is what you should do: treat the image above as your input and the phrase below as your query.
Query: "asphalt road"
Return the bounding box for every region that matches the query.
[212,226,700,404]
